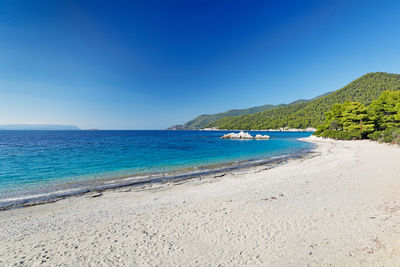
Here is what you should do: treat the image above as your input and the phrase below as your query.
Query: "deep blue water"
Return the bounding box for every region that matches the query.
[0,130,313,207]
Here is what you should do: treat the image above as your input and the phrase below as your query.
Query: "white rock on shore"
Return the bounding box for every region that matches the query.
[254,134,270,139]
[221,131,270,139]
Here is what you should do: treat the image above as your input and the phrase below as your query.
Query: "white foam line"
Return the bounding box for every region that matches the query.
[0,187,90,205]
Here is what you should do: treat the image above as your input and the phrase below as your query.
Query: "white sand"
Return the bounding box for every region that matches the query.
[1,137,400,266]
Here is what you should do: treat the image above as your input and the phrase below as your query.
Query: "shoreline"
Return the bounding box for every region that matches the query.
[0,143,315,211]
[1,137,400,265]
[171,128,316,132]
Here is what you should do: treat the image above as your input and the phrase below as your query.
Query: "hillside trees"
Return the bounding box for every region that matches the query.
[315,102,374,139]
[368,90,400,130]
[208,72,400,130]
[315,90,400,143]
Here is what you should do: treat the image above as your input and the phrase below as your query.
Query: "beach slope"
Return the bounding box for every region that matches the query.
[1,137,400,266]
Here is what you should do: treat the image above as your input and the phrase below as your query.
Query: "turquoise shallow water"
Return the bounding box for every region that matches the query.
[0,130,313,207]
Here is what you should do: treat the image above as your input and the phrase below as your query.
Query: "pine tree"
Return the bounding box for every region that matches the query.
[368,90,400,130]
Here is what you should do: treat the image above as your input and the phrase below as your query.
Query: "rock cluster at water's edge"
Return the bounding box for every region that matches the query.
[221,131,270,140]
[254,134,270,139]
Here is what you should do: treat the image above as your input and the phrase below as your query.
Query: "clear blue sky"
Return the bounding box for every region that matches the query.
[1,0,400,129]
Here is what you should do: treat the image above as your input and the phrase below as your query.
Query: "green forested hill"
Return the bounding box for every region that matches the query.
[208,72,400,130]
[168,104,278,130]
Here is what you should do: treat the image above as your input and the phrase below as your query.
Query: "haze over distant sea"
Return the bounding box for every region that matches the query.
[0,124,80,130]
[0,130,313,208]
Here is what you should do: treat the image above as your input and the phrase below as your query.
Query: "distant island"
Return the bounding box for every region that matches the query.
[0,124,80,130]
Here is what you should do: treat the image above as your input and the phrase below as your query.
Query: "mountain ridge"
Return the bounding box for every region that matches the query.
[208,72,400,130]
[167,104,278,130]
[168,89,334,130]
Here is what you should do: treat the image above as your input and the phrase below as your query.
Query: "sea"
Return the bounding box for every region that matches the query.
[0,130,314,209]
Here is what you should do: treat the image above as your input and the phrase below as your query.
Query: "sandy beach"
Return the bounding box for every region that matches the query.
[1,136,400,266]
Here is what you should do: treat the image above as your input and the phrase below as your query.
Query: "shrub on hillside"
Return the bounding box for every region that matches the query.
[369,128,400,144]
[367,131,383,141]
[386,128,400,144]
[319,129,362,140]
